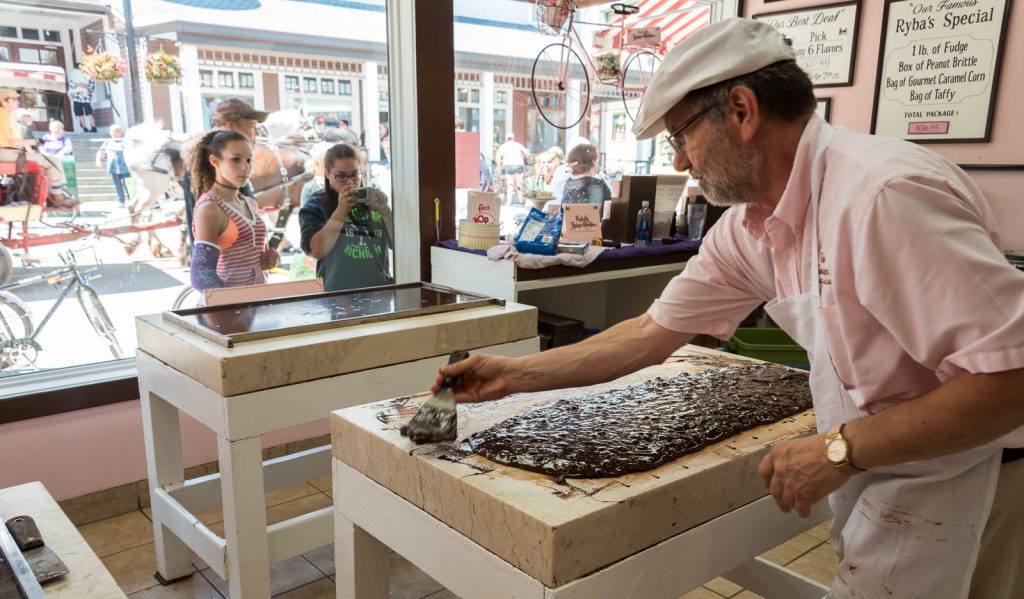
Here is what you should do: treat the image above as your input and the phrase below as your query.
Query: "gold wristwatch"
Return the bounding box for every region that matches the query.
[825,424,864,476]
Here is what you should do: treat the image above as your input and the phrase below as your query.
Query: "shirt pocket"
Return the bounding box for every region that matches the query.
[819,304,857,391]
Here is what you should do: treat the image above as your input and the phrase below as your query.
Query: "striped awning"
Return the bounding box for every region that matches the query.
[0,63,67,94]
[596,0,711,55]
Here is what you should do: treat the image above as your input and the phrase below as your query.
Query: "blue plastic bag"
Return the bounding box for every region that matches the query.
[514,207,561,256]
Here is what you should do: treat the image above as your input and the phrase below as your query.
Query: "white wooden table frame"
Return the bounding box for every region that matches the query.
[333,460,832,599]
[137,337,538,599]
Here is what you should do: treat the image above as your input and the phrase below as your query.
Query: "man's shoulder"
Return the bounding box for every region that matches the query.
[828,129,957,187]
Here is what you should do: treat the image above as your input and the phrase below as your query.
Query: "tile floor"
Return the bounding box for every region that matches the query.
[82,477,837,598]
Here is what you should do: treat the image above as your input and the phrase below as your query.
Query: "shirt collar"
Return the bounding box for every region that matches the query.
[740,115,822,244]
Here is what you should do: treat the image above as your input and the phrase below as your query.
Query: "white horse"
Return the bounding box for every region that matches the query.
[260,108,319,142]
[122,121,184,257]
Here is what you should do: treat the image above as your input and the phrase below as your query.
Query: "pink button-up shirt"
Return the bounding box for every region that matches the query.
[649,117,1024,413]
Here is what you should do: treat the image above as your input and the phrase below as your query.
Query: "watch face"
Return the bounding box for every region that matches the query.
[826,439,848,463]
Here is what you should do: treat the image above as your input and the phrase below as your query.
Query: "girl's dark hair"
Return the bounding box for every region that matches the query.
[321,142,361,202]
[567,143,598,176]
[189,129,250,196]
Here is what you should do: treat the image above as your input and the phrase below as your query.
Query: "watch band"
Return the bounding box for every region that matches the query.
[826,424,864,476]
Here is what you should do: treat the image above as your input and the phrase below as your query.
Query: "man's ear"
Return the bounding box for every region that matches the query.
[726,86,761,143]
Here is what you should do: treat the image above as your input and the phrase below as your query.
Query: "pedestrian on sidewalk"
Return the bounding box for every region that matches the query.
[96,125,131,205]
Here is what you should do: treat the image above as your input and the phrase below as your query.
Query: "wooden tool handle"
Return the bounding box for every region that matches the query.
[441,350,469,388]
[5,516,43,551]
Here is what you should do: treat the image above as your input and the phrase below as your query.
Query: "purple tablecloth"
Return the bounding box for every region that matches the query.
[436,237,701,260]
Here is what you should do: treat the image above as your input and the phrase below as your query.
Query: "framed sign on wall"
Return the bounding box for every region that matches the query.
[753,1,861,87]
[816,98,833,123]
[871,0,1012,143]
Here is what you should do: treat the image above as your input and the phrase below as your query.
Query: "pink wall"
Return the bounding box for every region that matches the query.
[0,399,328,501]
[743,0,1024,248]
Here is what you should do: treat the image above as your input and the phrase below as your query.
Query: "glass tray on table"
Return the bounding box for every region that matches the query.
[162,282,504,347]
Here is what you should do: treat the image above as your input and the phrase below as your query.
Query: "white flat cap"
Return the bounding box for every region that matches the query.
[631,18,794,139]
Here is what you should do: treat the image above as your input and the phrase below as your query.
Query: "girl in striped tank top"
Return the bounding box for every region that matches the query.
[188,129,278,291]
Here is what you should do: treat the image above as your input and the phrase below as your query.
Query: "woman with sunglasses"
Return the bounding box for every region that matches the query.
[299,143,393,292]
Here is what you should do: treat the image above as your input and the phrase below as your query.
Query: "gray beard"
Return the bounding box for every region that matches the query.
[693,128,766,207]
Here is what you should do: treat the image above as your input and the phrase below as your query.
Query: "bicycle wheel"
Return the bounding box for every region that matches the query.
[621,51,662,122]
[172,285,200,310]
[531,42,590,130]
[77,285,124,359]
[0,290,35,370]
[0,246,12,286]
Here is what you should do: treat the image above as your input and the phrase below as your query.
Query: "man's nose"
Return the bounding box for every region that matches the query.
[672,149,691,173]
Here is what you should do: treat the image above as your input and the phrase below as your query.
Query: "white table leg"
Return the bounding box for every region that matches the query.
[139,386,192,582]
[335,512,389,599]
[218,435,271,598]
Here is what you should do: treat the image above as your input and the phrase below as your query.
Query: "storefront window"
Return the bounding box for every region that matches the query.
[450,0,711,236]
[0,0,400,385]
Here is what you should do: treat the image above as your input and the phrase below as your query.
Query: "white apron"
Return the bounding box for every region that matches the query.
[764,122,1003,598]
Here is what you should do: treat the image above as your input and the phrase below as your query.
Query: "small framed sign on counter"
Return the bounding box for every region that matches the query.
[871,0,1011,142]
[753,1,861,87]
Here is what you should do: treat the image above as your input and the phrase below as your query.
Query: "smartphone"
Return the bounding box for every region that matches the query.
[354,187,370,203]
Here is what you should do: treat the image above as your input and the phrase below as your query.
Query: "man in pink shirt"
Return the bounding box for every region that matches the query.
[432,18,1022,598]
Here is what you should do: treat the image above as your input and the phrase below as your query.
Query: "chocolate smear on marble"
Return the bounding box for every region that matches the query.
[466,364,811,478]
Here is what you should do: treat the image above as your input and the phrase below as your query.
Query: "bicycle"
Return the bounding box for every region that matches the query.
[0,247,124,370]
[532,0,663,129]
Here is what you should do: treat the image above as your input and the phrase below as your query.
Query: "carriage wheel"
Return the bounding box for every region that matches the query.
[531,42,590,130]
[621,51,662,122]
[0,245,12,286]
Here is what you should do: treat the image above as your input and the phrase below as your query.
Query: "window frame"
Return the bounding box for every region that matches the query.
[0,0,741,424]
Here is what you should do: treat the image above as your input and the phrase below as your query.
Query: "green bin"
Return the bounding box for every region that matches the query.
[59,155,79,200]
[727,327,808,368]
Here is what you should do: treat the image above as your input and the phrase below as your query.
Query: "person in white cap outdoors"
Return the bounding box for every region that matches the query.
[430,17,1023,598]
[0,88,74,205]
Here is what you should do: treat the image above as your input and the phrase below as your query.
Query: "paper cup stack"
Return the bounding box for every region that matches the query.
[458,220,500,251]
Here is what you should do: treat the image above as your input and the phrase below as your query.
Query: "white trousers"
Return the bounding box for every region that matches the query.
[0,147,67,188]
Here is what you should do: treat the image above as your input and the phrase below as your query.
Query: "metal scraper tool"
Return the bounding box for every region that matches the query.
[5,515,69,586]
[400,349,469,444]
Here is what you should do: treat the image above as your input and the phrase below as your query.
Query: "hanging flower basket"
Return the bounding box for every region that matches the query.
[144,50,182,84]
[81,47,128,82]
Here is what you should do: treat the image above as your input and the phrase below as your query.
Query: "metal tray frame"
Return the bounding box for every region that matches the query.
[162,282,505,348]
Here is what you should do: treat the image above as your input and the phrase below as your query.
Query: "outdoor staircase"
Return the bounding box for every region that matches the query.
[66,132,119,204]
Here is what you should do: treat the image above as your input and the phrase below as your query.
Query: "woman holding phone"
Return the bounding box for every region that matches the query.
[299,142,393,291]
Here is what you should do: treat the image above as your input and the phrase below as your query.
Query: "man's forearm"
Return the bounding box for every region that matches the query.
[845,367,1024,469]
[507,314,694,394]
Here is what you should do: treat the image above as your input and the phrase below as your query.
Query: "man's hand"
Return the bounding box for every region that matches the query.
[758,433,849,517]
[430,353,516,403]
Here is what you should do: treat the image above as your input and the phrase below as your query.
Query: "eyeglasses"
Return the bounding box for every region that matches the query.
[665,102,718,154]
[330,170,361,183]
